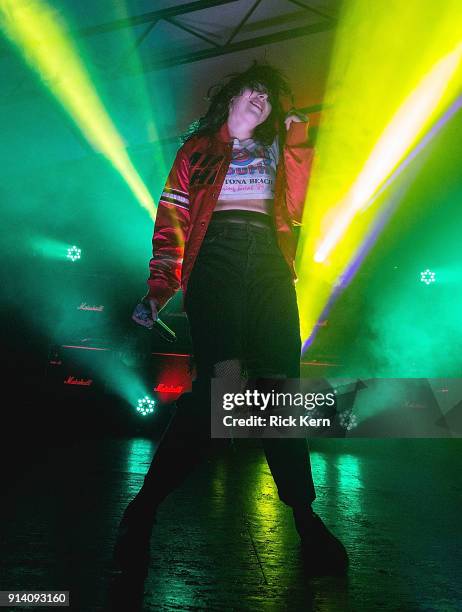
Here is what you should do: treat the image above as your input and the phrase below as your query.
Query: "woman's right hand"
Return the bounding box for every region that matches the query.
[132,298,159,328]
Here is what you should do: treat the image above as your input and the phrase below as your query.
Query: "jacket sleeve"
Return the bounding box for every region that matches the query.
[145,146,191,309]
[283,121,315,226]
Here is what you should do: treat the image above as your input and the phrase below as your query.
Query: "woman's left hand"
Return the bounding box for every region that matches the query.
[284,110,309,131]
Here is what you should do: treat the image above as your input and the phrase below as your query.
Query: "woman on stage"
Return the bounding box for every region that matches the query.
[116,62,347,576]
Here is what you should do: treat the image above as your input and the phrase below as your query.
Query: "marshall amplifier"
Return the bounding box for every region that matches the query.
[48,271,119,345]
[46,343,110,393]
[46,344,193,405]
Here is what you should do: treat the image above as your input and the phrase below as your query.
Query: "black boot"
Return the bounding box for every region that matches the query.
[113,386,211,577]
[113,496,157,577]
[293,507,349,575]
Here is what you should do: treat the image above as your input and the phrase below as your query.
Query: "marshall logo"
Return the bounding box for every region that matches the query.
[154,383,184,394]
[64,376,93,386]
[77,303,105,312]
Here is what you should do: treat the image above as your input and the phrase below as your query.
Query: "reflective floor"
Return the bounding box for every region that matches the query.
[2,438,461,611]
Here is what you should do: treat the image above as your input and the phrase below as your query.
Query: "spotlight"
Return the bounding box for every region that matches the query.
[67,245,81,262]
[0,0,156,219]
[339,411,358,431]
[136,396,156,416]
[420,269,436,285]
[294,0,462,345]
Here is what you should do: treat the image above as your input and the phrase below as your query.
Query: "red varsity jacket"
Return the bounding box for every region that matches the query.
[146,121,314,309]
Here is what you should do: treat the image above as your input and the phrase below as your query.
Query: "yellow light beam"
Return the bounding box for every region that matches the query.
[314,44,462,263]
[295,0,462,343]
[0,0,156,218]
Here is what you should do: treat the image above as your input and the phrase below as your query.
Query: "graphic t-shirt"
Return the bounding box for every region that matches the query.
[217,137,279,200]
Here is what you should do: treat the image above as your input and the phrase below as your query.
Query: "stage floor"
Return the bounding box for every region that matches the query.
[2,437,461,611]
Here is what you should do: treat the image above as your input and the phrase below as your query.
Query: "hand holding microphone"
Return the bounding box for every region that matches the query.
[132,298,176,343]
[132,298,158,327]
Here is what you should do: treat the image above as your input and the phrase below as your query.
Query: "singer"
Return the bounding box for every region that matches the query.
[117,62,348,576]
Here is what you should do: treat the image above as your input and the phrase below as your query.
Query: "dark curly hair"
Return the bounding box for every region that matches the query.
[182,61,293,146]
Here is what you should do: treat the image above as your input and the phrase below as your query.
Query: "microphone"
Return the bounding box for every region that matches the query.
[132,302,177,343]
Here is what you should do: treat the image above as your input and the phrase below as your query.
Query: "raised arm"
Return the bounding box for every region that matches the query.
[283,118,314,227]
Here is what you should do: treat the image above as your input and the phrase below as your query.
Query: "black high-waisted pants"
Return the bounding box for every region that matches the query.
[138,215,316,510]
